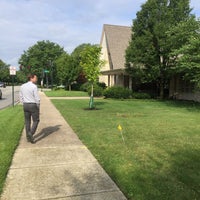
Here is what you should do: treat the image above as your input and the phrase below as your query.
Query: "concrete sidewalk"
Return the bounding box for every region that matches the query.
[0,92,127,200]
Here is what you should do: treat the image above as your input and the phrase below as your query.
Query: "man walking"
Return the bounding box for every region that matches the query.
[19,74,40,143]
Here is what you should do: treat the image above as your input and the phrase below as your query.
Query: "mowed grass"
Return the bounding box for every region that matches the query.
[51,99,200,200]
[0,106,24,195]
[45,89,88,97]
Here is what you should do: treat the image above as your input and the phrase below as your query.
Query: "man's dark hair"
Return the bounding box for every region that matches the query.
[27,74,36,81]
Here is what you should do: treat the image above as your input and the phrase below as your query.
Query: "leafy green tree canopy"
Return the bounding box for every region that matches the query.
[0,59,9,82]
[55,52,81,90]
[80,45,104,84]
[126,0,193,98]
[18,40,65,82]
[170,19,200,86]
[71,43,91,59]
[70,43,92,84]
[80,44,104,108]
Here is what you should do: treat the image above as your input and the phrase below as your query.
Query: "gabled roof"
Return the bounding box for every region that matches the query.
[100,24,132,70]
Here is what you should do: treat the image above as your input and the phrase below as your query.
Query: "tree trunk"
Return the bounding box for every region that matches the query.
[159,56,164,99]
[68,84,71,91]
[89,83,94,109]
[159,78,164,99]
[91,83,94,97]
[160,84,164,99]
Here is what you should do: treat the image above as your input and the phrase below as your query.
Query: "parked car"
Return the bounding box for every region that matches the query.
[0,89,2,99]
[0,82,6,88]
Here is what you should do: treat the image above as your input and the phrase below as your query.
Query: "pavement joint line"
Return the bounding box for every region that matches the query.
[48,97,103,99]
[10,161,99,169]
[64,189,122,198]
[37,189,121,200]
[17,145,87,150]
[48,97,90,99]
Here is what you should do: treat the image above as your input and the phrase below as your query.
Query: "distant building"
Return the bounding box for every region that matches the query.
[99,24,200,101]
[99,24,132,89]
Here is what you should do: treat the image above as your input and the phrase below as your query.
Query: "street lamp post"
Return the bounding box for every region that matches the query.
[50,60,54,89]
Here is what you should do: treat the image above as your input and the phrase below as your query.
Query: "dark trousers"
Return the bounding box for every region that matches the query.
[23,103,40,137]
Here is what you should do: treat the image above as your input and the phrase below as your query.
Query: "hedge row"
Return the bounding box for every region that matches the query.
[80,83,151,99]
[104,86,151,99]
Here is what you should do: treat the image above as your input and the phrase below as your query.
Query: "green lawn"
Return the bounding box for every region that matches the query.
[45,90,88,97]
[51,99,200,200]
[0,106,24,195]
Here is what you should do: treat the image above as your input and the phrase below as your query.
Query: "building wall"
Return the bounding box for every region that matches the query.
[170,75,200,102]
[99,32,110,85]
[99,75,108,85]
[99,26,132,89]
[178,92,200,102]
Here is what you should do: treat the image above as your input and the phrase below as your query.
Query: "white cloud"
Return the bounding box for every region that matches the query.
[0,0,199,67]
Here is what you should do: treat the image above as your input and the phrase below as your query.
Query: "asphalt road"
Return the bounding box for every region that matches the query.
[0,85,21,110]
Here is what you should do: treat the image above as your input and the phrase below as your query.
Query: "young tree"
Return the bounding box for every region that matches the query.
[126,0,192,98]
[80,45,104,108]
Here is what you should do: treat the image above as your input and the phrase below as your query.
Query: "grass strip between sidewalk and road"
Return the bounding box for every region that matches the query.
[51,98,200,200]
[0,106,24,195]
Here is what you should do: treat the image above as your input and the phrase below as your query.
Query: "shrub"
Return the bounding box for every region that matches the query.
[80,82,90,92]
[88,84,104,97]
[71,83,82,91]
[97,82,107,89]
[80,82,106,91]
[104,86,132,99]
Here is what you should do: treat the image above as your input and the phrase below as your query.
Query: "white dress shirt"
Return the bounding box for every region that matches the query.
[19,81,40,104]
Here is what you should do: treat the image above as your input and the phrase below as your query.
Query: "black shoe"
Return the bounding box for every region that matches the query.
[27,133,35,144]
[26,137,31,142]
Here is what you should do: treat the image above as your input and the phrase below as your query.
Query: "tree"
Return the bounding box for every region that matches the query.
[0,59,9,83]
[55,53,80,90]
[126,0,192,98]
[71,43,92,85]
[170,18,200,87]
[16,70,27,84]
[18,40,65,86]
[71,44,91,61]
[80,45,104,108]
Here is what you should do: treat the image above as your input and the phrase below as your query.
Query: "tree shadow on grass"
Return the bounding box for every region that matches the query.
[160,99,200,112]
[83,108,102,111]
[94,101,108,106]
[33,125,61,143]
[127,148,200,200]
[83,101,108,111]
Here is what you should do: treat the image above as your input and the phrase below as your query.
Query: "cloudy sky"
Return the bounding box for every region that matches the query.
[0,0,199,68]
